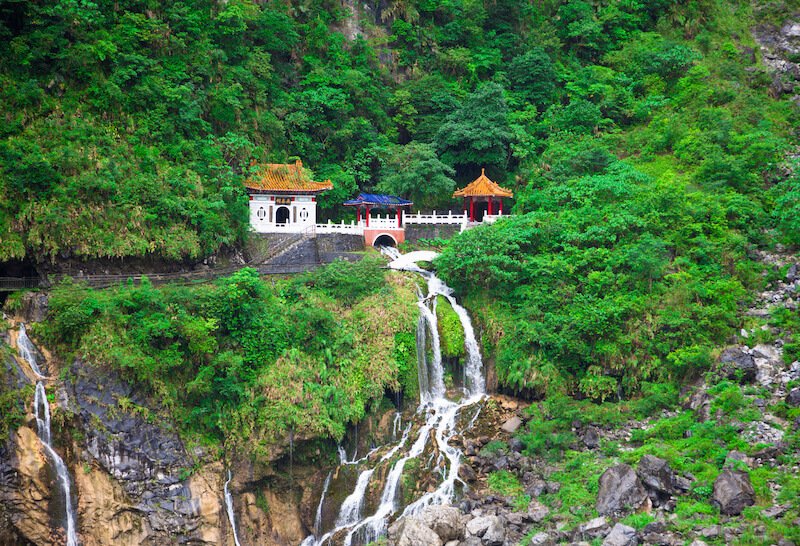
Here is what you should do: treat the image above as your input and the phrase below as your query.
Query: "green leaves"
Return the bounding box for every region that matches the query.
[435,82,513,173]
[377,142,455,209]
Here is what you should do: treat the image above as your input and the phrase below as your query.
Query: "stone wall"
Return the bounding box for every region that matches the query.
[315,234,364,253]
[405,224,462,243]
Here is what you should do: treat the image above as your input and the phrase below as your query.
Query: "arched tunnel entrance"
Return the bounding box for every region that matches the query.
[373,234,397,247]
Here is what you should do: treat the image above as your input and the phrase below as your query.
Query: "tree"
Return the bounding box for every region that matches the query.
[377,142,456,209]
[434,82,513,173]
[507,48,556,110]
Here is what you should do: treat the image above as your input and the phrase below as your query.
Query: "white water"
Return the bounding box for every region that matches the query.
[18,323,45,378]
[303,251,485,546]
[315,471,334,535]
[224,470,243,546]
[26,348,79,546]
[335,468,375,527]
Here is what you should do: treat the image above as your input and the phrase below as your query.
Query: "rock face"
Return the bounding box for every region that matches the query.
[719,347,757,383]
[637,455,675,506]
[596,464,648,516]
[68,360,224,545]
[787,387,800,407]
[753,19,800,98]
[0,426,54,546]
[416,505,464,542]
[712,470,755,515]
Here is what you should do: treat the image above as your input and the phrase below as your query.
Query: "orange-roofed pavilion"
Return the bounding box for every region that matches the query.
[244,160,332,233]
[453,168,513,222]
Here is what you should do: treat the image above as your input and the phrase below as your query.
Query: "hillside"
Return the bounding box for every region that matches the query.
[1,0,798,267]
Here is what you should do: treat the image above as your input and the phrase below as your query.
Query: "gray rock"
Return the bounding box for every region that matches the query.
[597,464,648,516]
[712,469,755,515]
[699,525,720,538]
[603,523,638,546]
[637,455,675,497]
[525,478,547,497]
[582,426,600,449]
[509,437,524,452]
[527,499,550,523]
[576,517,611,540]
[763,504,789,518]
[530,532,554,546]
[458,538,482,546]
[418,505,465,542]
[787,387,800,407]
[389,517,443,546]
[689,541,708,546]
[545,481,561,494]
[788,263,799,281]
[501,416,523,433]
[719,347,757,383]
[465,515,505,546]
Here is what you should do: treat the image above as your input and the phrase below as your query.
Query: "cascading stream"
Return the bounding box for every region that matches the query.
[18,324,79,546]
[302,250,486,546]
[224,470,243,546]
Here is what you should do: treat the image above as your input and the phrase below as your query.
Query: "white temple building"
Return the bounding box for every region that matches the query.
[245,160,332,234]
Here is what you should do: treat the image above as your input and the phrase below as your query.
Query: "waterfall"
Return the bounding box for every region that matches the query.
[18,323,79,546]
[335,468,375,527]
[18,323,45,378]
[224,470,243,546]
[301,250,486,546]
[315,471,334,535]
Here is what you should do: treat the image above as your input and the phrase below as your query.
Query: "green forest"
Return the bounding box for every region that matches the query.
[2,0,800,452]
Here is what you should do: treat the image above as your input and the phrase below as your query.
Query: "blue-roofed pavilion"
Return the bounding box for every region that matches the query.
[343,193,413,228]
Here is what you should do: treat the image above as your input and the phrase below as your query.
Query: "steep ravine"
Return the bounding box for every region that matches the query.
[0,314,320,546]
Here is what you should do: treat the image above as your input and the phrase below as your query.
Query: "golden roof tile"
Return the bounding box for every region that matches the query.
[453,168,513,198]
[244,160,333,194]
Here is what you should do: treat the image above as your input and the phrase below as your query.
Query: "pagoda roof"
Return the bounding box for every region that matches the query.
[244,160,333,194]
[453,169,513,198]
[343,193,413,207]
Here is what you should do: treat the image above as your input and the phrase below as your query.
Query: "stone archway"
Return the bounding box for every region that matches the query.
[373,234,397,247]
[276,206,290,224]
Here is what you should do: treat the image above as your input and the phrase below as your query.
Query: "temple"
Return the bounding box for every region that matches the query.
[244,160,333,233]
[453,168,513,222]
[343,193,413,246]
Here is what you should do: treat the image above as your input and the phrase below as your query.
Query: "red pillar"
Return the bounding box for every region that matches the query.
[499,199,503,215]
[357,207,361,223]
[397,207,402,227]
[366,206,370,227]
[488,197,493,216]
[469,197,475,222]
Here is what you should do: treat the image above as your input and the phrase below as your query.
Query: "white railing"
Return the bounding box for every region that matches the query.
[315,221,364,234]
[403,210,468,225]
[483,214,508,224]
[360,215,401,229]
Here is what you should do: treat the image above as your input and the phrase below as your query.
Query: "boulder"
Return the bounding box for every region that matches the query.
[637,455,675,497]
[458,538,482,546]
[389,517,443,546]
[787,387,800,407]
[597,465,648,516]
[575,517,611,540]
[719,347,757,383]
[465,515,504,545]
[417,505,465,542]
[526,499,550,523]
[501,416,523,434]
[712,470,755,515]
[603,523,638,546]
[582,426,601,449]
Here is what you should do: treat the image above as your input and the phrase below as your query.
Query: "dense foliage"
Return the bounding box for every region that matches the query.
[2,0,796,265]
[37,258,419,459]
